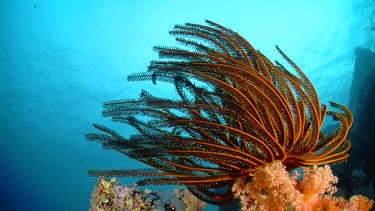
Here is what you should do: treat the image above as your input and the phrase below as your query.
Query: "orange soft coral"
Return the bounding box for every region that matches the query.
[232,161,373,211]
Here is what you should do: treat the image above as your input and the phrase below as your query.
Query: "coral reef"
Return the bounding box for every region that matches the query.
[89,178,206,211]
[87,20,374,210]
[87,20,354,205]
[89,178,159,211]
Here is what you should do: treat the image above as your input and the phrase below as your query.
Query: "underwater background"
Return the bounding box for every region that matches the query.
[1,0,374,210]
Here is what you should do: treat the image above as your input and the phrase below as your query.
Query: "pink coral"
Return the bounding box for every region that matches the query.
[232,161,373,211]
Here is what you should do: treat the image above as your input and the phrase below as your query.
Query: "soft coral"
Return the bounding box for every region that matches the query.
[232,161,373,211]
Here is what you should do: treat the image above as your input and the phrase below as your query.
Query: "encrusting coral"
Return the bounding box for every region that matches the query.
[173,187,207,211]
[232,161,373,211]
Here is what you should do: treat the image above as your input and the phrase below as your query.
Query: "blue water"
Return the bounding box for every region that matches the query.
[1,0,374,210]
